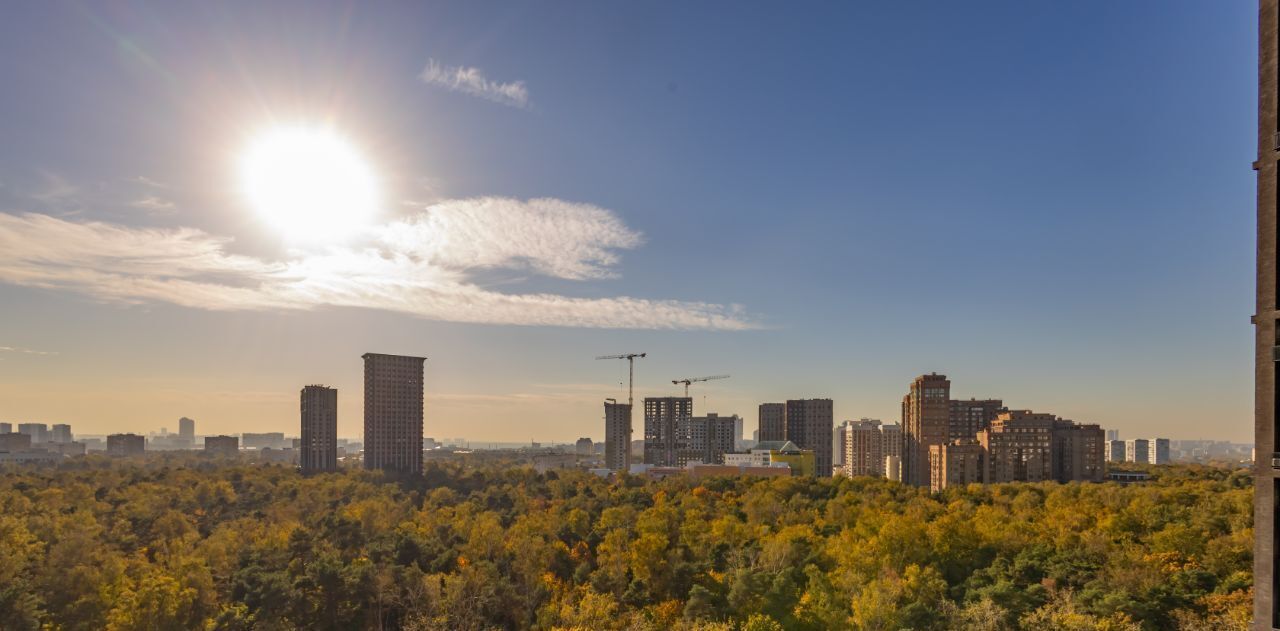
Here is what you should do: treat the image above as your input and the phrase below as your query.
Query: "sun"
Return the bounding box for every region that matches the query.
[239,126,379,243]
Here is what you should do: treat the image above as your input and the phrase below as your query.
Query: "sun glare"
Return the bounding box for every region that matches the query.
[239,126,379,243]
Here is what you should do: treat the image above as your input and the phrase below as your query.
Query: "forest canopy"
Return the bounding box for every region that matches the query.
[0,458,1254,630]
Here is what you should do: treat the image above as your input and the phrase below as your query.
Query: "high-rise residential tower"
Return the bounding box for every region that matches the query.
[758,403,786,442]
[604,400,632,471]
[301,385,338,472]
[1256,1,1280,623]
[363,353,426,474]
[643,397,693,467]
[948,398,1005,441]
[902,373,951,488]
[678,413,738,466]
[785,399,834,477]
[50,424,72,444]
[178,417,195,446]
[1125,438,1150,464]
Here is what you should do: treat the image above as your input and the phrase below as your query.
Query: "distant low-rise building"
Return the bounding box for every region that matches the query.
[106,434,145,457]
[0,449,61,464]
[204,435,239,457]
[0,432,33,451]
[242,432,286,450]
[726,440,815,477]
[575,437,594,455]
[47,441,85,456]
[0,423,10,434]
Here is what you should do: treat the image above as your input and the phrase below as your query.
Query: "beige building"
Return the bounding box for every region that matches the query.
[842,419,900,477]
[301,385,338,473]
[363,353,427,474]
[979,411,1055,483]
[603,400,632,471]
[929,440,984,492]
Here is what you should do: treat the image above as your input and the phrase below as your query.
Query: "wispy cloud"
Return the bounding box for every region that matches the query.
[419,59,529,108]
[134,176,167,189]
[0,346,57,356]
[129,195,177,214]
[0,198,756,330]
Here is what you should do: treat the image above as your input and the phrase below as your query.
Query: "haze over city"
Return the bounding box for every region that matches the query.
[0,2,1256,443]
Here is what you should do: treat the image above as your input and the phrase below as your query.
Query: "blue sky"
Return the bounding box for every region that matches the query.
[0,1,1258,442]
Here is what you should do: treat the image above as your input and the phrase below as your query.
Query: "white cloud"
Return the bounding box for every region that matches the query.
[0,346,56,356]
[0,198,756,330]
[130,195,177,214]
[419,59,529,108]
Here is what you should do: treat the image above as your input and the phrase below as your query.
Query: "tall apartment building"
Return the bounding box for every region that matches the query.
[902,373,951,488]
[1126,438,1150,464]
[0,423,10,434]
[1052,421,1106,483]
[604,400,632,471]
[301,385,338,472]
[106,433,145,457]
[981,411,1055,483]
[834,421,848,468]
[204,435,239,456]
[1149,437,1171,465]
[679,413,738,466]
[1108,439,1126,463]
[643,397,693,467]
[18,423,49,444]
[363,353,426,474]
[758,403,786,442]
[179,417,195,446]
[50,424,72,444]
[786,399,834,477]
[1258,3,1280,622]
[843,419,884,477]
[948,398,1005,441]
[929,440,984,492]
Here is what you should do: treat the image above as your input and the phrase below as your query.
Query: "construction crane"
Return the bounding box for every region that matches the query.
[596,353,647,406]
[671,374,730,397]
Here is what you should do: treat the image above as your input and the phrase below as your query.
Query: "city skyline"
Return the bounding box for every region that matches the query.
[0,2,1257,443]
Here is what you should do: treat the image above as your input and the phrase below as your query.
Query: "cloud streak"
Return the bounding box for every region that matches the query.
[0,198,756,330]
[0,346,57,356]
[419,59,529,108]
